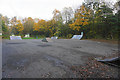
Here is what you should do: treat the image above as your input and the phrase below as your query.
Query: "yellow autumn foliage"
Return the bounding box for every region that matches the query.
[69,5,90,31]
[16,20,24,33]
[33,23,40,31]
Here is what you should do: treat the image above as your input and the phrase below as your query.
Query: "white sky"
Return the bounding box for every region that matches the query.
[0,0,117,20]
[0,0,84,20]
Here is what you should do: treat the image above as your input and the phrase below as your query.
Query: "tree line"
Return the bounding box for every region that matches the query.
[1,1,120,40]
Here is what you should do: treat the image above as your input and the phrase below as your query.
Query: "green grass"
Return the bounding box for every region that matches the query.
[22,37,42,39]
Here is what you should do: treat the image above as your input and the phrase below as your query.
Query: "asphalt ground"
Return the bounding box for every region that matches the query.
[2,39,118,78]
[0,38,2,79]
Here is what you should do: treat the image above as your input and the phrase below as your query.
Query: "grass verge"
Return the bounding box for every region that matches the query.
[22,37,42,39]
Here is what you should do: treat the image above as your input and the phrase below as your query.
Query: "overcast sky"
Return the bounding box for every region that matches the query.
[0,0,117,20]
[0,0,84,20]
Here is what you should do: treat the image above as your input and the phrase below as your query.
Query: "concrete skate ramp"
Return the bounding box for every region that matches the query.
[10,36,22,40]
[71,32,83,40]
[51,37,58,39]
[97,57,120,68]
[42,38,53,42]
[71,35,83,40]
[46,38,53,42]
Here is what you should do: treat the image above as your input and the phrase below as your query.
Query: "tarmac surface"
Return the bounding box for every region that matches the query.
[0,38,2,79]
[2,39,118,78]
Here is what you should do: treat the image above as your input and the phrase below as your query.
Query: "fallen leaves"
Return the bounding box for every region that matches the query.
[69,53,119,78]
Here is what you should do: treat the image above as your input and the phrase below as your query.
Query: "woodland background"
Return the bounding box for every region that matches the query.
[0,1,120,40]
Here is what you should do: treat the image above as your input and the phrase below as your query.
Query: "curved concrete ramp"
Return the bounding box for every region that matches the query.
[71,32,83,40]
[71,35,83,40]
[97,57,120,68]
[51,37,58,39]
[10,36,22,40]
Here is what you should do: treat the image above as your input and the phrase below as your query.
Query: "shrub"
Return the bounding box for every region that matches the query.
[67,34,73,39]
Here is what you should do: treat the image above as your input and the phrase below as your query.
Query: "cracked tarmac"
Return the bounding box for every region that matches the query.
[2,39,118,78]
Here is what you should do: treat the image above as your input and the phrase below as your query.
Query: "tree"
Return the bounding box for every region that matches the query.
[23,17,34,35]
[15,20,24,35]
[62,7,73,24]
[0,14,2,33]
[10,16,17,26]
[93,2,114,39]
[10,16,17,34]
[33,22,40,32]
[83,1,119,39]
[1,19,9,38]
[53,9,62,22]
[1,14,9,38]
[2,20,8,33]
[2,16,9,26]
[114,0,120,11]
[52,9,63,36]
[33,19,47,36]
[69,5,90,34]
[46,19,56,36]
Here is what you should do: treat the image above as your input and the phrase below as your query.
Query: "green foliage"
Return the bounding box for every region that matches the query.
[2,20,7,32]
[0,1,119,40]
[23,17,34,34]
[67,34,73,38]
[0,14,2,33]
[22,37,41,39]
[2,34,9,39]
[2,20,9,39]
[82,2,119,40]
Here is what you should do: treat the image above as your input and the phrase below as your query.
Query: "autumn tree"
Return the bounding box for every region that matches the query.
[46,19,56,36]
[10,16,17,26]
[2,20,8,35]
[23,17,34,35]
[62,7,74,24]
[83,1,118,39]
[52,9,63,36]
[69,5,90,34]
[33,19,48,36]
[53,9,62,22]
[9,16,17,35]
[33,22,39,32]
[0,14,2,33]
[1,14,9,38]
[15,20,24,35]
[0,0,118,40]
